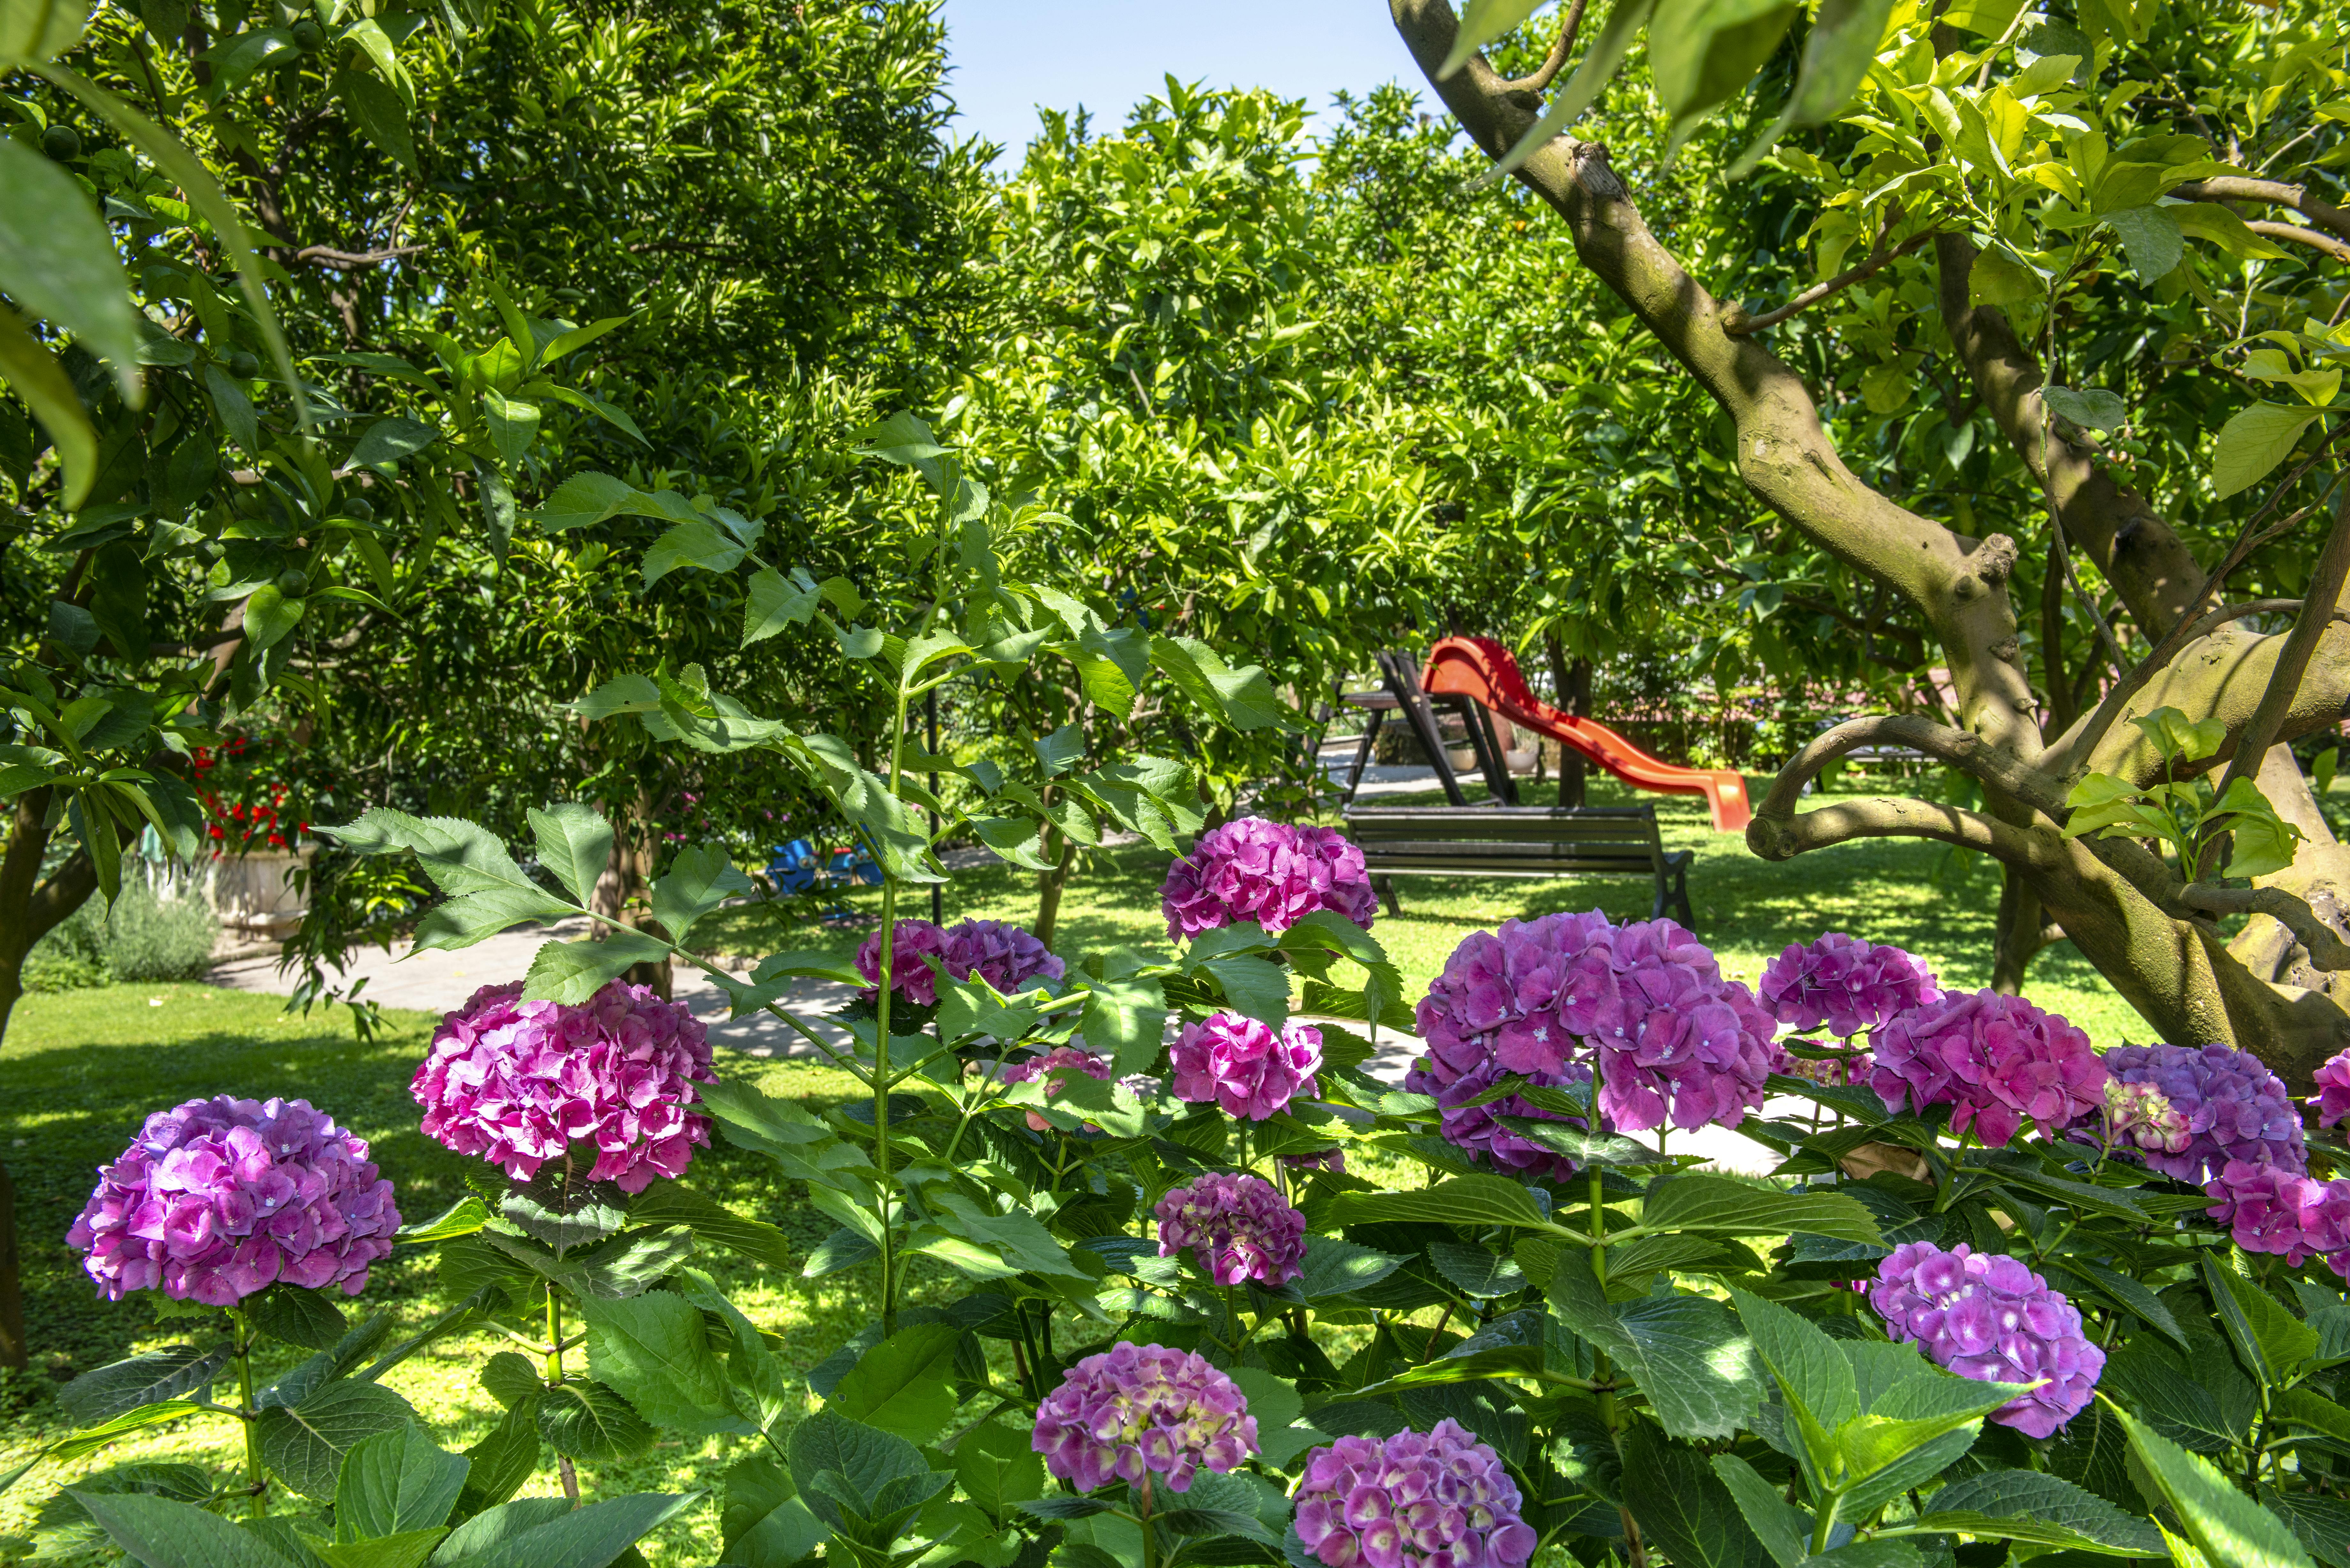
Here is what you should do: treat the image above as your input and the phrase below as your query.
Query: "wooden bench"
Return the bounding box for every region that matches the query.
[1343,804,1695,925]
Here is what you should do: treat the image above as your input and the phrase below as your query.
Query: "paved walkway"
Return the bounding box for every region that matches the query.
[210,917,861,1060]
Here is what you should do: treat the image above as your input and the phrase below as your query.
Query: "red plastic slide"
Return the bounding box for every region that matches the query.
[1420,636,1752,833]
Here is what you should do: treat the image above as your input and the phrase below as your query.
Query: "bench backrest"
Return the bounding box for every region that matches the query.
[1343,805,1668,866]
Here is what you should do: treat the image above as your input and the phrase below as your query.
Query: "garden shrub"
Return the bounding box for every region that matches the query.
[23,880,217,992]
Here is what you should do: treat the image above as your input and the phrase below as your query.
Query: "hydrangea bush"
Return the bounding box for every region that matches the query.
[43,417,2343,1568]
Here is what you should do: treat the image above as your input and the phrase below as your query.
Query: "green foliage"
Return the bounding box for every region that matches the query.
[25,877,216,991]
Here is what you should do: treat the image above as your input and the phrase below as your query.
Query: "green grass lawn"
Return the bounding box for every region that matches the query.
[0,773,2165,1558]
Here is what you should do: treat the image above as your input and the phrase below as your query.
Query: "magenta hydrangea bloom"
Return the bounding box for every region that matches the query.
[1868,1241,2103,1439]
[1413,911,1773,1135]
[1403,1055,1593,1181]
[1031,1342,1257,1494]
[2092,1044,2303,1182]
[2314,1047,2350,1128]
[1170,1013,1323,1120]
[1160,816,1377,940]
[1293,1419,1537,1568]
[413,980,714,1195]
[1000,1046,1113,1131]
[1868,991,2106,1148]
[1760,933,1940,1038]
[1586,919,1779,1132]
[856,918,1065,1006]
[68,1096,400,1307]
[1155,1172,1307,1286]
[2204,1161,2350,1268]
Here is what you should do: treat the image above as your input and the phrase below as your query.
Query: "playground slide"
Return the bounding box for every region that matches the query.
[1420,635,1752,833]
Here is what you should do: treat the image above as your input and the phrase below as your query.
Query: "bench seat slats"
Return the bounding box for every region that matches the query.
[1341,802,1694,927]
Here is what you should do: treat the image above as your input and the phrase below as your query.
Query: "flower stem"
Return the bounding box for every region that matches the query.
[544,1284,563,1386]
[230,1306,266,1519]
[1136,1471,1161,1568]
[874,872,901,1338]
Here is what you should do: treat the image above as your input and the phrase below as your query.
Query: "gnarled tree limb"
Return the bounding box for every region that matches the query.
[2219,488,2350,796]
[1757,714,2073,824]
[1747,794,2064,870]
[2179,883,2350,972]
[1499,0,1586,94]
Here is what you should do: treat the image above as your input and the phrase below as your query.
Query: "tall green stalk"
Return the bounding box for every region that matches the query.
[874,659,916,1337]
[229,1306,265,1519]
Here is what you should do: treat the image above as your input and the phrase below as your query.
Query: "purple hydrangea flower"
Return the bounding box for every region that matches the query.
[1586,919,1779,1133]
[1160,817,1377,940]
[1868,1241,2103,1439]
[1155,1172,1307,1286]
[2315,1048,2350,1128]
[414,980,714,1194]
[999,1046,1114,1130]
[2092,1044,2302,1182]
[1760,933,1940,1038]
[68,1096,400,1307]
[1413,911,1774,1135]
[1403,1055,1593,1182]
[856,918,1065,1006]
[1031,1342,1257,1494]
[1293,1419,1537,1568]
[2204,1161,2350,1268]
[1170,1013,1323,1120]
[1869,991,2106,1148]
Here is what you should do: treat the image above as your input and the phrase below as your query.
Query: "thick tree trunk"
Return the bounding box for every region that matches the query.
[1990,866,2045,995]
[1035,819,1075,950]
[589,789,673,998]
[1545,635,1590,808]
[0,786,106,1369]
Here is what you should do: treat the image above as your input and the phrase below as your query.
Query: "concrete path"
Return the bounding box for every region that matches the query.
[209,917,861,1061]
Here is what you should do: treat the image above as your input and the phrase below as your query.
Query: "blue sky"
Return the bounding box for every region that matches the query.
[936,0,1432,162]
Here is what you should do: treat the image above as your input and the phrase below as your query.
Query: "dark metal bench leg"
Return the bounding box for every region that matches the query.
[1377,875,1401,918]
[1673,864,1694,929]
[1343,712,1383,806]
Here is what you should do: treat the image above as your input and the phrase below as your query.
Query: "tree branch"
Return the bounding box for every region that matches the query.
[1725,230,1939,335]
[2245,221,2350,266]
[1934,234,2207,636]
[2171,177,2350,246]
[1748,794,2063,871]
[1756,714,2074,826]
[1499,0,1586,94]
[2179,883,2350,972]
[2218,487,2350,795]
[287,244,427,270]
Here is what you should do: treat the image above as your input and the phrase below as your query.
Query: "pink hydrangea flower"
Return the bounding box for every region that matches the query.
[1584,919,1779,1133]
[1294,1420,1537,1568]
[68,1096,400,1306]
[1169,1013,1322,1120]
[855,918,1064,1006]
[1760,933,1940,1038]
[1160,817,1376,940]
[2092,1044,2301,1181]
[1868,991,2105,1148]
[1868,1241,2103,1439]
[2103,1080,2192,1158]
[999,1046,1113,1130]
[2314,1046,2350,1127]
[1031,1342,1257,1494]
[1155,1172,1307,1286]
[413,980,713,1194]
[2205,1161,2350,1269]
[1414,911,1773,1135]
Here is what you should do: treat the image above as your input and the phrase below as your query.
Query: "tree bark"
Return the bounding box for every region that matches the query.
[589,789,673,998]
[1035,816,1076,950]
[1545,634,1590,807]
[1991,866,2045,995]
